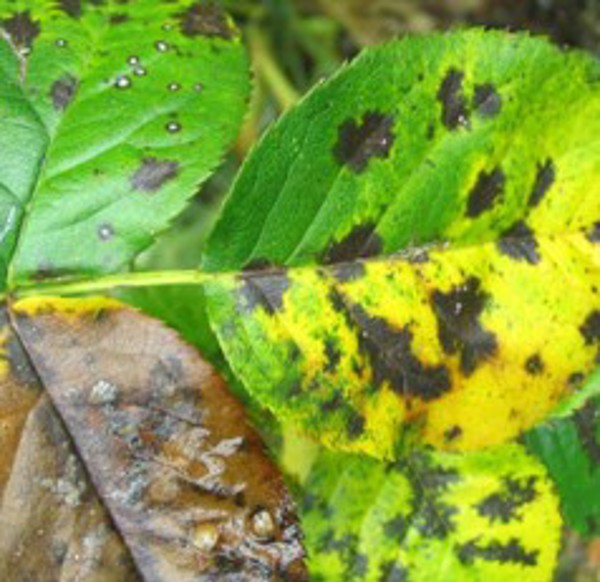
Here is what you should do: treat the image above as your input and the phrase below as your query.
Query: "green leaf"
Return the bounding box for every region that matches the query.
[0,0,249,289]
[301,443,562,581]
[202,30,600,457]
[525,395,600,538]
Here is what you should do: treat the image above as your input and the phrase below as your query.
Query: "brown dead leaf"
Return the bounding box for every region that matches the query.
[0,298,306,581]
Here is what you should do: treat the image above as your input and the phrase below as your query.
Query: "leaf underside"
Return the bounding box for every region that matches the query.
[200,30,600,457]
[0,0,249,289]
[0,297,306,581]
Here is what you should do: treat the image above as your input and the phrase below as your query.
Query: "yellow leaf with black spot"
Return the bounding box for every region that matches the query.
[301,443,561,581]
[203,30,600,456]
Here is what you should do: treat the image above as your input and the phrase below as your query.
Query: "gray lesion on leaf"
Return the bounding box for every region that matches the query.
[130,157,179,193]
[176,2,236,40]
[50,74,79,111]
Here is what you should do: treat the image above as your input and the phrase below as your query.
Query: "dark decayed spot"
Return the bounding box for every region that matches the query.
[378,561,408,582]
[346,410,366,439]
[568,372,585,387]
[130,157,179,192]
[444,425,463,442]
[497,221,540,264]
[320,390,344,413]
[476,476,537,523]
[242,257,279,271]
[109,13,129,25]
[473,83,502,117]
[574,400,600,465]
[333,112,395,174]
[580,310,600,345]
[57,0,82,18]
[176,2,235,40]
[437,69,469,130]
[324,339,342,374]
[50,74,78,111]
[239,271,291,315]
[587,222,600,243]
[1,11,41,49]
[330,261,366,282]
[457,538,538,566]
[528,160,555,208]
[466,168,505,217]
[525,354,544,375]
[323,223,382,264]
[334,297,451,400]
[432,277,498,375]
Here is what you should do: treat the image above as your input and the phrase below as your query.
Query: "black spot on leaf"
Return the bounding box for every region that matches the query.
[497,221,540,264]
[242,258,280,271]
[473,83,502,117]
[1,11,40,49]
[466,168,505,217]
[109,13,129,25]
[346,410,365,439]
[457,538,538,566]
[177,2,235,40]
[476,476,538,523]
[323,223,382,264]
[437,69,469,130]
[528,160,555,208]
[330,261,366,282]
[524,354,544,375]
[432,277,498,375]
[333,112,395,173]
[239,271,291,315]
[444,425,463,442]
[333,295,452,400]
[320,390,344,413]
[57,0,82,18]
[587,222,600,243]
[580,310,600,345]
[324,339,342,374]
[130,157,179,192]
[50,74,78,111]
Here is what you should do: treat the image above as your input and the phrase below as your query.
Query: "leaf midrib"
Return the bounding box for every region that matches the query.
[4,15,110,290]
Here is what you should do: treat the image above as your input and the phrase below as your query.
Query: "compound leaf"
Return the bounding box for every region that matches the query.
[0,0,249,288]
[202,30,600,457]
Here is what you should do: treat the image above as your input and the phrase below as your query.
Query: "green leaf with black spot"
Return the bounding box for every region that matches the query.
[0,0,249,289]
[525,393,600,538]
[201,30,600,457]
[301,443,562,581]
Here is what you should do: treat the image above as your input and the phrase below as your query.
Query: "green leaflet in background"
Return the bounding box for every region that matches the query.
[0,0,249,289]
[526,395,600,539]
[203,31,600,457]
[302,443,562,581]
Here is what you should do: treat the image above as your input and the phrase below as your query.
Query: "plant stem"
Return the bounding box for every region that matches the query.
[14,269,215,299]
[249,26,300,111]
